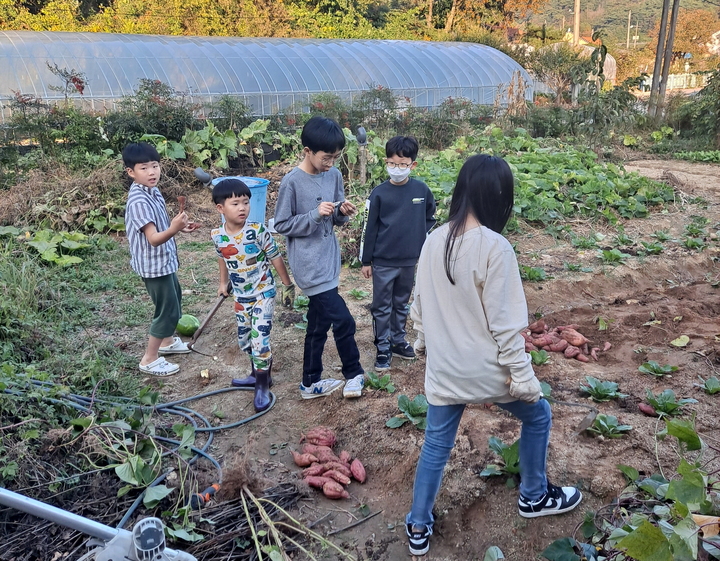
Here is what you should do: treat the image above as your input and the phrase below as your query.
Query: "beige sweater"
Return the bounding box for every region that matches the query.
[411,223,534,405]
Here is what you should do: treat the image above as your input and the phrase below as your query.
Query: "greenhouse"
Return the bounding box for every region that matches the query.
[0,31,533,122]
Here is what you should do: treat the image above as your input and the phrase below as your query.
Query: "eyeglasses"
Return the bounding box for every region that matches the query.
[386,162,413,170]
[313,152,343,165]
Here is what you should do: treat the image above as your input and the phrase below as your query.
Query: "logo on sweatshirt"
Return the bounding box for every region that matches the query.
[412,198,424,204]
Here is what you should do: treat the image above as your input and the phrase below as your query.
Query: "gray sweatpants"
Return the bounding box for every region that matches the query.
[370,264,415,353]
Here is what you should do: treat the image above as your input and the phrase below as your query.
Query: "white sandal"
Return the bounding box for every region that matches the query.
[139,357,179,376]
[158,336,190,355]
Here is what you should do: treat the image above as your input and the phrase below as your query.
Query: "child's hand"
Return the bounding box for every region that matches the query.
[361,265,372,279]
[280,282,296,307]
[317,202,336,216]
[338,201,357,217]
[218,284,229,297]
[171,211,190,232]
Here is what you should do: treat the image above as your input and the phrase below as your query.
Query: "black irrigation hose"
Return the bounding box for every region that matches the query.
[3,379,276,532]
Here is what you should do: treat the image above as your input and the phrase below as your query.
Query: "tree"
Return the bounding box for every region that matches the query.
[648,9,720,63]
[526,43,590,105]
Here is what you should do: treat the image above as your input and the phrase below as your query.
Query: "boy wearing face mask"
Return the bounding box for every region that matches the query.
[359,136,436,371]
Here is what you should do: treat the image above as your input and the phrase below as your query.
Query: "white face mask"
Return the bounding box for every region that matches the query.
[387,166,411,182]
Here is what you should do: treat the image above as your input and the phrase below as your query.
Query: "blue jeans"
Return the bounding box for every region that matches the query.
[302,287,364,386]
[406,399,552,529]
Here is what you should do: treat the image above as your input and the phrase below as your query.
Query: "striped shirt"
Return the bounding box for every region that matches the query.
[125,182,179,278]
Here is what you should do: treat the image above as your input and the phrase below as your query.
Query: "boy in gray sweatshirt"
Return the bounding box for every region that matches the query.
[273,116,366,400]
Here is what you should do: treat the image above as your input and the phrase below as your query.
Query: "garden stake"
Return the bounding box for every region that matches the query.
[545,396,598,434]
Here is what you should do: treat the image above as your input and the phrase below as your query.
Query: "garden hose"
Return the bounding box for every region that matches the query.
[3,379,276,530]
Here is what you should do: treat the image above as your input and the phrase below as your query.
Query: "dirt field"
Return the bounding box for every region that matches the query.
[126,158,720,560]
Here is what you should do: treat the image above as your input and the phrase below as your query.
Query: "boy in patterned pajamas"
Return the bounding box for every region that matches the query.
[211,178,295,412]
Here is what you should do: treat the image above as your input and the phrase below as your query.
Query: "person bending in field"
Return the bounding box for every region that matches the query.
[211,178,295,413]
[273,116,365,401]
[405,154,582,557]
[359,135,435,372]
[123,142,192,377]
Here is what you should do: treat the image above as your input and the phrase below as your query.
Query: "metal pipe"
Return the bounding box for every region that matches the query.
[0,488,121,543]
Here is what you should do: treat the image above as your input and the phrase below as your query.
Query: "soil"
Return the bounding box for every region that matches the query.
[112,159,720,559]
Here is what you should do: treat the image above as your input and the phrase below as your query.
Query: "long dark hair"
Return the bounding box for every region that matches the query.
[443,154,515,284]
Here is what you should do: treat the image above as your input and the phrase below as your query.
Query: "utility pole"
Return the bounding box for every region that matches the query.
[626,11,632,49]
[648,0,671,117]
[573,0,580,45]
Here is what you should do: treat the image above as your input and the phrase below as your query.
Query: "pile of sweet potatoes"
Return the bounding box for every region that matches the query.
[522,319,611,363]
[290,426,366,500]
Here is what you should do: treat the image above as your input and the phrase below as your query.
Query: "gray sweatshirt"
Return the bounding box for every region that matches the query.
[273,166,349,296]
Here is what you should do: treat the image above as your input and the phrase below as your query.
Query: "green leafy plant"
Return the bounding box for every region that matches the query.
[571,235,598,249]
[640,241,665,255]
[25,229,90,266]
[366,371,395,393]
[651,230,673,242]
[520,265,547,282]
[638,361,679,377]
[386,394,428,430]
[598,248,630,265]
[586,414,632,438]
[645,389,697,417]
[348,288,369,300]
[694,375,720,395]
[563,262,593,272]
[479,437,520,486]
[579,376,628,402]
[530,349,550,365]
[292,295,310,311]
[613,233,634,246]
[683,237,706,251]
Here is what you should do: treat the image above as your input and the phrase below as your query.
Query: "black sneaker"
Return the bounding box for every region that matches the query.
[391,342,416,360]
[518,483,582,518]
[406,523,432,556]
[374,351,391,371]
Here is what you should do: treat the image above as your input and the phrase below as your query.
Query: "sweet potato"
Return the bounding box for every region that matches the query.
[638,403,658,417]
[339,450,352,464]
[556,324,580,332]
[531,334,557,348]
[302,463,328,477]
[575,353,590,362]
[528,319,547,334]
[525,342,538,352]
[301,444,333,456]
[324,470,351,485]
[291,450,319,467]
[521,332,533,342]
[322,462,352,478]
[548,339,569,353]
[315,449,342,464]
[564,345,581,358]
[350,458,367,483]
[178,195,186,214]
[300,426,337,448]
[304,476,332,489]
[602,342,612,352]
[561,328,589,347]
[322,480,350,500]
[590,347,600,361]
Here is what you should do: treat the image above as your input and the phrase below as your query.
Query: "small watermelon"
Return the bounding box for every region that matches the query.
[176,314,200,337]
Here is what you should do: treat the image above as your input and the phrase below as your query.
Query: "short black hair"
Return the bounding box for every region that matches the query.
[122,142,161,169]
[386,136,419,161]
[212,178,251,204]
[301,116,346,153]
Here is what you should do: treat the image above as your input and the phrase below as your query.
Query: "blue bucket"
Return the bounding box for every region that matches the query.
[211,176,271,225]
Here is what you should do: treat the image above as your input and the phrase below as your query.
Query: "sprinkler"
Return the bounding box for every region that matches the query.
[0,488,197,561]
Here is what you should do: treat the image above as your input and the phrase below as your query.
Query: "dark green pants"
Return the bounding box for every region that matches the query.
[143,273,182,339]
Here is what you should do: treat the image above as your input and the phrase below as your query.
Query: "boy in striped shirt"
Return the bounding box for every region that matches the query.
[123,142,192,376]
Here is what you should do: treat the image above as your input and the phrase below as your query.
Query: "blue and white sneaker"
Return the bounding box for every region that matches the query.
[518,483,582,518]
[342,374,365,398]
[299,379,345,400]
[406,523,432,556]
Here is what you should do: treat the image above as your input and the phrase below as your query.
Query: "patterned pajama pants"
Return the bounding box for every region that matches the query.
[234,296,275,370]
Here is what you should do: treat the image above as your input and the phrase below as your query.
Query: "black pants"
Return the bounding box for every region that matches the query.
[303,287,364,387]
